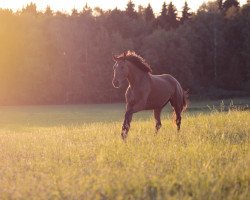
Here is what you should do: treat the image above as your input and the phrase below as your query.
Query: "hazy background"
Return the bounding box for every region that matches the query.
[0,0,249,105]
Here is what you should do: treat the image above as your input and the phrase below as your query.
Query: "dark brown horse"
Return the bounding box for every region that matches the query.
[112,50,188,140]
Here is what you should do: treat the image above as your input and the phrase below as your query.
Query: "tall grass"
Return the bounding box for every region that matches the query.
[0,105,249,199]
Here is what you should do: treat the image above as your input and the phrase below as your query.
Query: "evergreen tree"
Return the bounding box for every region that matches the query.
[44,5,53,16]
[223,0,239,10]
[167,2,178,28]
[181,1,192,23]
[81,3,92,16]
[144,3,155,22]
[158,2,168,29]
[125,0,138,19]
[161,2,168,18]
[138,5,144,17]
[71,8,79,17]
[218,0,223,10]
[21,2,37,15]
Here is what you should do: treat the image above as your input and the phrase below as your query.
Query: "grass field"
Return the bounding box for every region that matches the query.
[0,98,249,199]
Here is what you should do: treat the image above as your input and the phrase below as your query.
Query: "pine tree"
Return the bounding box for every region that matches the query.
[167,2,178,28]
[81,3,92,16]
[71,8,79,17]
[223,0,239,10]
[161,2,168,18]
[44,5,53,16]
[181,1,191,23]
[218,0,223,10]
[138,5,144,17]
[125,0,138,19]
[22,2,37,15]
[158,2,168,29]
[144,3,155,22]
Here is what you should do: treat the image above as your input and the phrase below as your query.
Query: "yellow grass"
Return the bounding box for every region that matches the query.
[0,105,249,199]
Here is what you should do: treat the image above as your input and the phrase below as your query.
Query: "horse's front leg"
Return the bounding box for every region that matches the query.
[121,100,146,140]
[121,110,133,140]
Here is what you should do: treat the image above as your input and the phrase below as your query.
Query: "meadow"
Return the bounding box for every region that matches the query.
[0,98,249,199]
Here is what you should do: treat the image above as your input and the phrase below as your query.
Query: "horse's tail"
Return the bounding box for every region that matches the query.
[182,89,189,111]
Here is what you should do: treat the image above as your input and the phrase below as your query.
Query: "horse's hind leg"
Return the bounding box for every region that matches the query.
[154,108,162,133]
[170,99,182,131]
[175,110,181,131]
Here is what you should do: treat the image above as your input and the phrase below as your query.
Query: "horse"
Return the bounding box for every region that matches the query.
[112,50,188,140]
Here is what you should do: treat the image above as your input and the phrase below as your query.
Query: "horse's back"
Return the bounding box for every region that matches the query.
[150,74,182,91]
[153,74,180,85]
[146,74,183,109]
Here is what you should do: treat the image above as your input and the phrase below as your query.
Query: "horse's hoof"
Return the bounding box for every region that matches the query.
[155,124,161,135]
[121,130,128,140]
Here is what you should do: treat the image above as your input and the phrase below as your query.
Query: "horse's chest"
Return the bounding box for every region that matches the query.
[126,87,148,104]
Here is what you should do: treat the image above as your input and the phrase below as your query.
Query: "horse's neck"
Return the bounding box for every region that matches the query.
[127,68,150,89]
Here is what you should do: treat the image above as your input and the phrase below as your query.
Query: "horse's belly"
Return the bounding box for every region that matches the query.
[146,92,171,109]
[145,75,175,109]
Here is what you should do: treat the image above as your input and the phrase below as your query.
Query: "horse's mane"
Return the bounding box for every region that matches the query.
[115,50,152,73]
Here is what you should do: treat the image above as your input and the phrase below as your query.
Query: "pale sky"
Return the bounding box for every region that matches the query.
[0,0,247,14]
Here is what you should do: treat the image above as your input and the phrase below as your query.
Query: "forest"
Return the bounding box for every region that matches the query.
[0,0,249,105]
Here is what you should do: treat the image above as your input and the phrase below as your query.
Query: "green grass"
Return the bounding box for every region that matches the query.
[0,99,249,199]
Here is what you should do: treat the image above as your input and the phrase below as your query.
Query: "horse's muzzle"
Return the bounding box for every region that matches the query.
[112,79,120,88]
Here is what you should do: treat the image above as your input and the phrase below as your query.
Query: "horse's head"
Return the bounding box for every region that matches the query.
[112,52,129,88]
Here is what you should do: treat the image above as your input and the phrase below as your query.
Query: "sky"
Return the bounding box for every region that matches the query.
[0,0,247,14]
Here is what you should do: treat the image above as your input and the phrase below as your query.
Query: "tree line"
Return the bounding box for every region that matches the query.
[0,0,249,105]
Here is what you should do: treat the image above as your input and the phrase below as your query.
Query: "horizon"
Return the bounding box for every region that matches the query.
[0,0,247,14]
